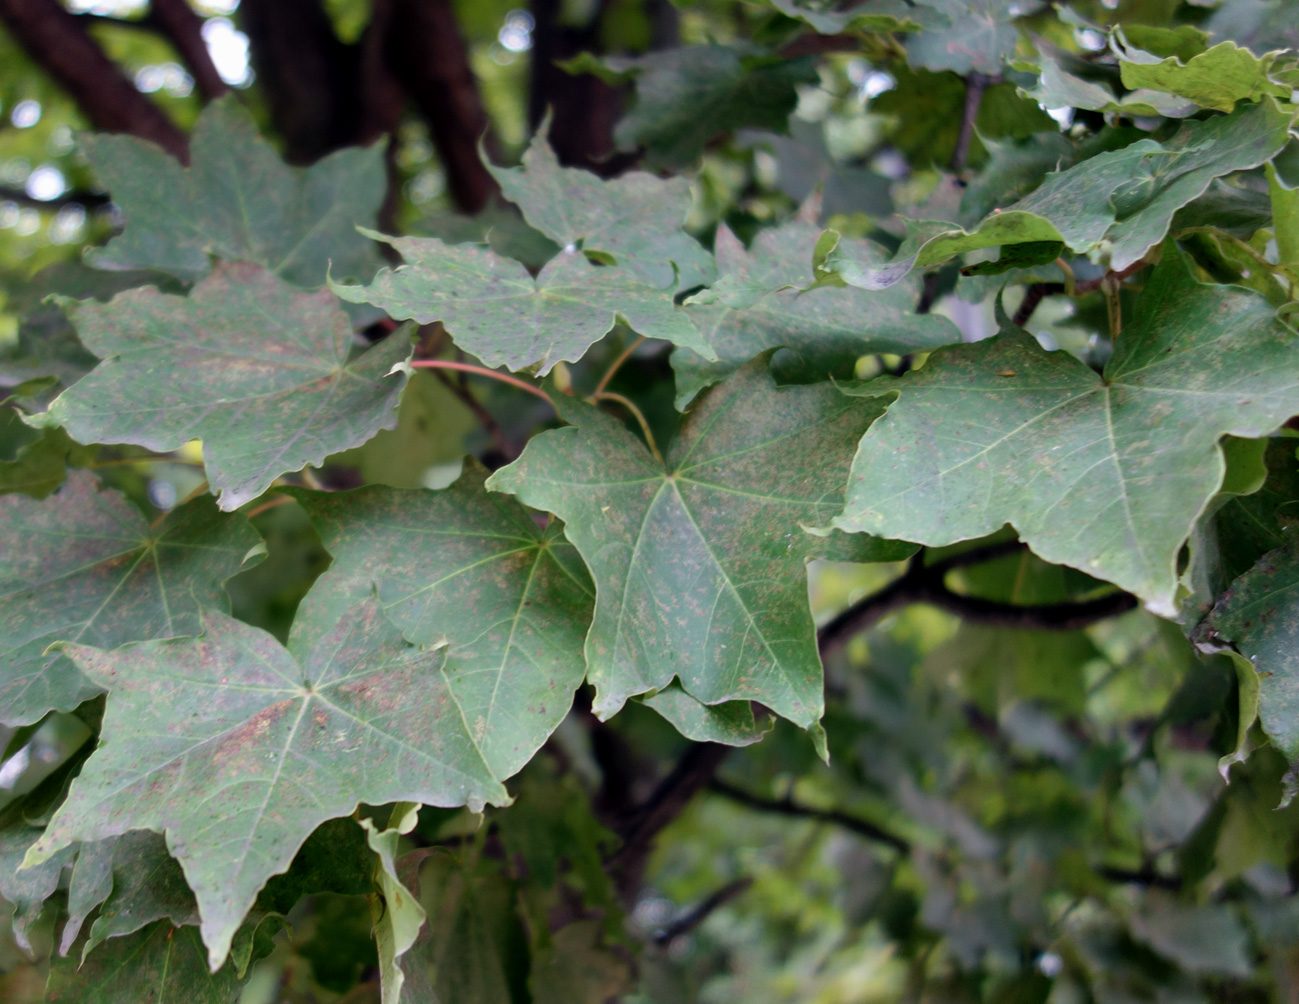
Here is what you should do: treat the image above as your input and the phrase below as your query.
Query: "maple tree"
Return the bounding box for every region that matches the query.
[2,0,1299,1001]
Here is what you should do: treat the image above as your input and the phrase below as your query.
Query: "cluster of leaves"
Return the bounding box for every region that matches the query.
[4,0,1299,1001]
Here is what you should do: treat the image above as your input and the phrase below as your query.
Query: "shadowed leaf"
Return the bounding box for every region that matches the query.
[0,471,261,726]
[676,217,960,405]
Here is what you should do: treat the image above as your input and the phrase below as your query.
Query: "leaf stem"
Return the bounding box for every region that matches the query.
[1053,257,1076,297]
[589,390,664,464]
[593,336,646,396]
[410,360,554,405]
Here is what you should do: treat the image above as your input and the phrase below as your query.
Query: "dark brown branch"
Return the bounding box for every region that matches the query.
[149,0,229,101]
[652,877,754,945]
[607,742,731,895]
[431,369,518,464]
[0,0,189,161]
[710,779,910,853]
[951,72,997,173]
[818,545,1137,656]
[1074,257,1153,295]
[1095,864,1182,891]
[1012,282,1064,327]
[0,186,110,210]
[386,0,499,211]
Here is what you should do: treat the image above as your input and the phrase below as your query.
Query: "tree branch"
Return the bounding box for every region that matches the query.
[652,876,754,945]
[0,0,189,161]
[149,0,228,101]
[0,186,110,210]
[386,0,499,211]
[818,544,1137,656]
[607,742,731,895]
[951,71,997,173]
[710,779,910,853]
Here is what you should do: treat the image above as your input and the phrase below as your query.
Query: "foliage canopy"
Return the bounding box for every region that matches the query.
[2,0,1299,1001]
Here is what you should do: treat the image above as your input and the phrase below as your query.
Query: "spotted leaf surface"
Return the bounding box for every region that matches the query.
[488,357,912,729]
[0,471,260,726]
[24,600,509,969]
[31,263,411,510]
[332,232,713,374]
[290,461,593,780]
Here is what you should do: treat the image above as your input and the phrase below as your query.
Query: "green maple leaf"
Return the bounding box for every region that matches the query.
[905,0,1041,76]
[1205,538,1299,791]
[0,471,260,726]
[833,244,1299,617]
[486,127,715,291]
[23,599,510,969]
[332,232,714,374]
[1118,38,1291,112]
[763,0,918,34]
[608,45,820,169]
[82,94,383,288]
[289,461,593,780]
[820,98,1294,287]
[45,922,249,1004]
[675,216,960,405]
[30,262,412,511]
[487,357,912,732]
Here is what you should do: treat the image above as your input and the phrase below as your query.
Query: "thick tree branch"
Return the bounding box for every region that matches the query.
[818,545,1137,656]
[710,779,910,853]
[0,0,188,161]
[149,0,228,101]
[386,0,498,211]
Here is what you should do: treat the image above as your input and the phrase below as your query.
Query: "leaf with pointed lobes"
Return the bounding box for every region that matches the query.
[29,262,411,511]
[819,97,1294,288]
[0,471,261,727]
[23,598,509,971]
[82,94,384,288]
[331,231,714,375]
[487,356,913,734]
[675,210,960,406]
[833,243,1299,617]
[1206,538,1299,803]
[289,460,593,780]
[486,125,715,291]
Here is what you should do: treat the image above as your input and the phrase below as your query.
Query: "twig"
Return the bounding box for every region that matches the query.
[409,359,553,405]
[951,72,997,173]
[607,743,732,896]
[431,370,517,462]
[590,390,663,464]
[1095,864,1182,891]
[652,876,754,945]
[1011,282,1065,327]
[245,495,292,519]
[0,186,110,211]
[818,544,1137,656]
[1074,257,1151,296]
[593,336,646,396]
[710,779,910,853]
